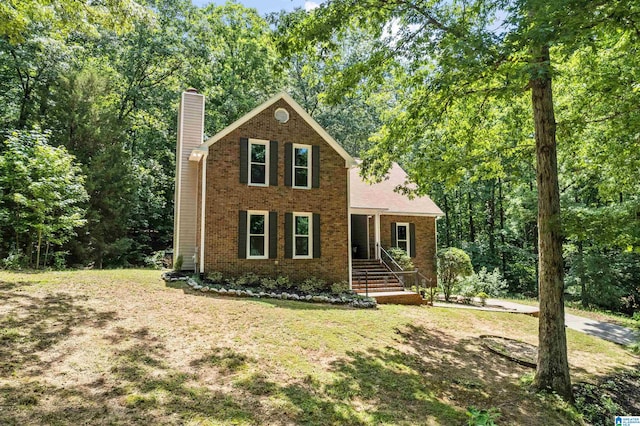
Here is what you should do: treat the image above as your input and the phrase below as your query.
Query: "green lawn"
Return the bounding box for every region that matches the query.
[0,270,637,425]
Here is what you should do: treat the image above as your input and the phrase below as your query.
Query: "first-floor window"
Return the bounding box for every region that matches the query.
[293,212,312,258]
[396,222,410,257]
[248,211,268,258]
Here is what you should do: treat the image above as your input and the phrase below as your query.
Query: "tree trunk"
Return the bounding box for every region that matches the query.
[578,241,588,308]
[530,45,573,402]
[498,178,507,275]
[487,181,496,259]
[443,194,451,247]
[36,228,42,270]
[468,191,475,242]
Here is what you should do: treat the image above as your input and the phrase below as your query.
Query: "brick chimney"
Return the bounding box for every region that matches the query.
[174,89,205,271]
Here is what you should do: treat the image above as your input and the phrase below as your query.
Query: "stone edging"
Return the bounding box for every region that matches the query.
[161,272,377,309]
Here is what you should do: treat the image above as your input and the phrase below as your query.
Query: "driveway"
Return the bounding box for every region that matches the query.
[435,298,639,346]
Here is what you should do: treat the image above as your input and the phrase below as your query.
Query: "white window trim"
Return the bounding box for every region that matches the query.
[396,222,411,257]
[293,212,312,259]
[248,138,269,187]
[247,210,269,259]
[292,143,311,189]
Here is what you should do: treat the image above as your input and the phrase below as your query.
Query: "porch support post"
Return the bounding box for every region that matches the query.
[374,212,381,260]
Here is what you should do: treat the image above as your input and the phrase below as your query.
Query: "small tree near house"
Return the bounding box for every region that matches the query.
[437,248,473,302]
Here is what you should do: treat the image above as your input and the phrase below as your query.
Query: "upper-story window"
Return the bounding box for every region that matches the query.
[293,144,311,189]
[249,139,269,186]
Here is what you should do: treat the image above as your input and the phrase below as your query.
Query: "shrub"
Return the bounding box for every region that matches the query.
[0,250,29,270]
[388,247,414,270]
[299,276,327,294]
[331,281,349,295]
[259,275,290,290]
[206,271,224,283]
[144,251,164,270]
[173,255,183,271]
[460,267,508,297]
[437,247,473,302]
[466,406,500,426]
[235,272,261,287]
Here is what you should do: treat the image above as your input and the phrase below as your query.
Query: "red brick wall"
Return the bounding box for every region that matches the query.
[202,99,349,284]
[379,215,438,286]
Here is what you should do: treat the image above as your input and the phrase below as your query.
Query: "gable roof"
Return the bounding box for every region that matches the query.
[199,92,356,167]
[350,162,444,216]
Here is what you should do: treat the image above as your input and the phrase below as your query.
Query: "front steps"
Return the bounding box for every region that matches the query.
[351,259,425,305]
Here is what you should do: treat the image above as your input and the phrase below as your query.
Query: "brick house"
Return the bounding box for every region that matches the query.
[174,90,443,302]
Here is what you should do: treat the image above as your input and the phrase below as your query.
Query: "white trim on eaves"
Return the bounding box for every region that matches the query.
[199,92,356,168]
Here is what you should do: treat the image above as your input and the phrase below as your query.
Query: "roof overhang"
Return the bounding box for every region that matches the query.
[200,92,356,168]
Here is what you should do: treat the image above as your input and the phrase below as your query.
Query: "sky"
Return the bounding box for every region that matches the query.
[191,0,322,15]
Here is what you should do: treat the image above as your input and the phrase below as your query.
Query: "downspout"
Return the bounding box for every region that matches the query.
[347,166,353,290]
[375,211,381,260]
[200,151,208,273]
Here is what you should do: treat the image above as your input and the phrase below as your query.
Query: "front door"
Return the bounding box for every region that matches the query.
[350,215,369,259]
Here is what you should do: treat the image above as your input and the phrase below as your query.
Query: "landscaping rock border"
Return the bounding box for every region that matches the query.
[161,272,377,309]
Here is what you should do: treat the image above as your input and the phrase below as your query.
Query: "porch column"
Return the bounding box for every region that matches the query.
[374,212,381,259]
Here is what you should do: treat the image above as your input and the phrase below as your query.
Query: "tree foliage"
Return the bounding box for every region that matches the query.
[437,247,473,302]
[0,129,87,268]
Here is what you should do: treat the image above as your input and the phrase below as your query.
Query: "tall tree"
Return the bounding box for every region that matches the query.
[278,0,640,400]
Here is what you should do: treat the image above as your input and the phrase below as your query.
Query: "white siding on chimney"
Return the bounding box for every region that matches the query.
[174,91,205,271]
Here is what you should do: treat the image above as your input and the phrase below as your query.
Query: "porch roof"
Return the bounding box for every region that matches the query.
[350,162,444,216]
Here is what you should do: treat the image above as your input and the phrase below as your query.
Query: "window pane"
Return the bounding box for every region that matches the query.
[295,236,309,256]
[397,225,407,240]
[294,168,308,187]
[251,144,266,163]
[249,215,264,234]
[249,236,265,256]
[398,241,408,252]
[251,164,266,184]
[295,147,308,166]
[295,216,309,235]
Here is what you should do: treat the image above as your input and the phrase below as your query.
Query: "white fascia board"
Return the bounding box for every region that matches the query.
[201,92,356,168]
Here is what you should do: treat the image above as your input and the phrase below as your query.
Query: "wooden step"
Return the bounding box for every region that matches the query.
[373,291,425,305]
[354,287,405,293]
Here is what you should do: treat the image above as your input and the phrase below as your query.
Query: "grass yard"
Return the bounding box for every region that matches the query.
[0,270,637,425]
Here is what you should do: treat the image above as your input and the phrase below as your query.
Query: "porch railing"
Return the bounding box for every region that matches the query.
[375,243,437,301]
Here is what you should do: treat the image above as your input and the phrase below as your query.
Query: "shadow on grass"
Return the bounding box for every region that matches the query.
[1,280,581,425]
[0,287,117,377]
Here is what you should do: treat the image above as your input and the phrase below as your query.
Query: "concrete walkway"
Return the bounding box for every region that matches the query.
[434,298,639,346]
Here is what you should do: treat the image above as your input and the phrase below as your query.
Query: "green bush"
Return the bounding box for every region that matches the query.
[299,276,327,294]
[437,247,473,302]
[259,275,290,290]
[331,281,349,294]
[388,247,414,270]
[206,271,224,283]
[460,267,508,297]
[173,255,183,271]
[1,251,29,270]
[466,406,500,425]
[235,272,261,287]
[144,251,164,269]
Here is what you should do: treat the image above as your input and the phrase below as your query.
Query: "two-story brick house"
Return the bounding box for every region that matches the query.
[174,89,443,302]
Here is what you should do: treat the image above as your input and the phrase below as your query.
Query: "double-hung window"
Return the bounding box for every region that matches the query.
[395,222,410,257]
[293,212,312,258]
[293,144,311,189]
[249,139,269,186]
[247,211,268,259]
